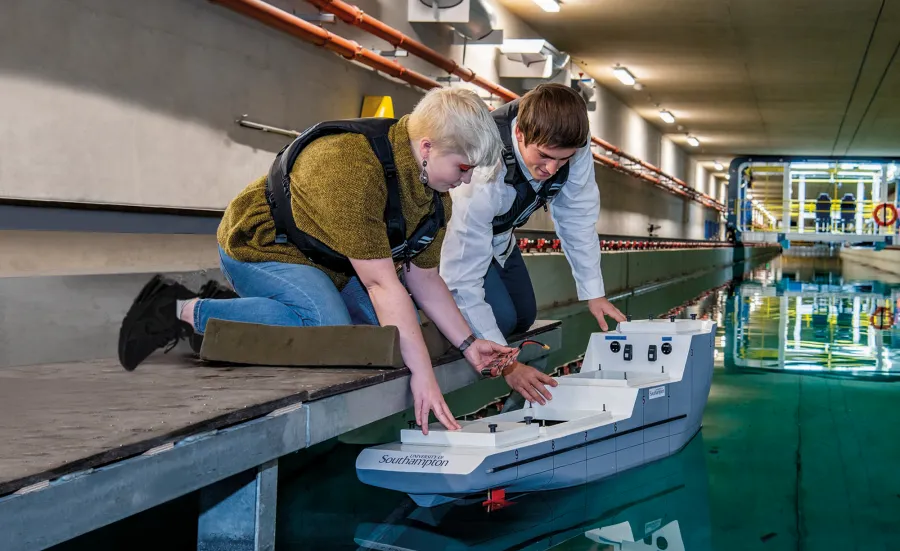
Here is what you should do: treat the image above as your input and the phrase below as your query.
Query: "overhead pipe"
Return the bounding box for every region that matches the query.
[208,0,442,91]
[305,0,518,102]
[305,0,724,212]
[591,135,721,208]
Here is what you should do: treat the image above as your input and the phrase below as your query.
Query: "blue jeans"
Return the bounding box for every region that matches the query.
[193,248,379,333]
[483,246,537,338]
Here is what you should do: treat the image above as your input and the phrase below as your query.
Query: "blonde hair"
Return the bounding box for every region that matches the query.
[407,87,502,168]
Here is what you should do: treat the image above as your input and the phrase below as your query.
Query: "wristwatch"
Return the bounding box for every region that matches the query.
[458,334,476,353]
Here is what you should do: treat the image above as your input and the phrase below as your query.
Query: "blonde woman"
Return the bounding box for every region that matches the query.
[119,88,514,432]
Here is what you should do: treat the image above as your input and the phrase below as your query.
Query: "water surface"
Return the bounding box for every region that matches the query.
[277,255,900,551]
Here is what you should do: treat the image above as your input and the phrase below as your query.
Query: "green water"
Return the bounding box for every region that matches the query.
[276,255,900,551]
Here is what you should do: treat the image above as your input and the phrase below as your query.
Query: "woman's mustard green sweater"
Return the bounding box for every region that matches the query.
[217,115,451,289]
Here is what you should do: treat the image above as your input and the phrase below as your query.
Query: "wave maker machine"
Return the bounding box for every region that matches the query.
[356,318,715,507]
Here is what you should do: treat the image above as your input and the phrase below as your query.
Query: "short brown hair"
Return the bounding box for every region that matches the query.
[517,83,589,149]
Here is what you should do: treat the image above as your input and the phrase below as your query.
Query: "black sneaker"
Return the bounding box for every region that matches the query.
[189,280,239,354]
[118,275,197,371]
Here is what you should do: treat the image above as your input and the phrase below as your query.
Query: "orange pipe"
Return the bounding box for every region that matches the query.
[306,0,519,102]
[209,0,441,91]
[306,1,724,212]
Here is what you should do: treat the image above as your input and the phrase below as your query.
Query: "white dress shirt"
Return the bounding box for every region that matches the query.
[440,117,606,345]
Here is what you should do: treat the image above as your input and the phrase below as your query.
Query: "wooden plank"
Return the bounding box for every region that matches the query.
[0,320,560,497]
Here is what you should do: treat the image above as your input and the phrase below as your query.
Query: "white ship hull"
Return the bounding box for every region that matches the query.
[356,319,716,507]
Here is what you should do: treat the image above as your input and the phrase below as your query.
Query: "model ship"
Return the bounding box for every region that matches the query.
[356,318,715,508]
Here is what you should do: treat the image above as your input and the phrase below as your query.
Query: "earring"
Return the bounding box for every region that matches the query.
[419,159,429,185]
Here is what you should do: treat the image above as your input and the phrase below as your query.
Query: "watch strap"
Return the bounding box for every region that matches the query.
[458,334,476,353]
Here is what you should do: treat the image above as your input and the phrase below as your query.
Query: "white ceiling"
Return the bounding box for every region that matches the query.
[497,0,900,168]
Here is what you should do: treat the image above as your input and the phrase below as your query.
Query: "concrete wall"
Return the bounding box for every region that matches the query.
[0,0,425,209]
[0,231,220,278]
[2,0,721,239]
[584,82,722,240]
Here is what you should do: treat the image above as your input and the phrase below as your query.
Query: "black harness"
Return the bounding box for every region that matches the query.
[265,118,444,276]
[490,100,571,236]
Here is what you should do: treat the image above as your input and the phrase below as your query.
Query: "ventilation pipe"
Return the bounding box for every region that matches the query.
[448,0,498,42]
[305,0,517,102]
[208,0,441,91]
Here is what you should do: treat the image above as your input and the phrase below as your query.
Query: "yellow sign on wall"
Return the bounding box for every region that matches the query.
[361,96,394,118]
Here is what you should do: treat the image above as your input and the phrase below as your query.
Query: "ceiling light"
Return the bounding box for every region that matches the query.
[687,136,700,147]
[612,65,636,86]
[714,161,724,171]
[659,110,675,124]
[532,0,560,12]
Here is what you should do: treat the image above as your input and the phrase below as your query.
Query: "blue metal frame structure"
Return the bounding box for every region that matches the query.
[726,155,900,247]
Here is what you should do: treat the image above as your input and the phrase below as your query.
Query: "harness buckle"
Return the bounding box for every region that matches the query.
[380,156,397,178]
[274,234,288,244]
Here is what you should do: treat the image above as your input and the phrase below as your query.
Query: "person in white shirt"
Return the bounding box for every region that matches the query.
[440,83,626,405]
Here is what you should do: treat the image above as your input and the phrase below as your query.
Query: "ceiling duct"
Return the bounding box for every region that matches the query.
[411,0,499,42]
[499,39,570,80]
[449,0,497,41]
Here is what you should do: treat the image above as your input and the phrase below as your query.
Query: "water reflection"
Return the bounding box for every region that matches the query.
[354,435,711,551]
[279,435,711,551]
[726,256,900,376]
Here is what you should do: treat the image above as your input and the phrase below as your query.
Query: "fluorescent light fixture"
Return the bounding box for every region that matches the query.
[791,162,831,170]
[532,0,560,12]
[659,110,675,124]
[687,135,700,147]
[714,161,724,171]
[612,65,636,86]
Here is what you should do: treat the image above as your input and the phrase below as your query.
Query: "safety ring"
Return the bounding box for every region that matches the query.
[870,306,893,330]
[872,203,898,227]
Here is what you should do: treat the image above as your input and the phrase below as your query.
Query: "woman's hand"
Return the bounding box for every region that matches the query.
[410,370,461,434]
[463,338,519,373]
[503,362,558,405]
